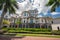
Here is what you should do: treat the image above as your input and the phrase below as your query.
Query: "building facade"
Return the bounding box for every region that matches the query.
[52,18,60,30]
[2,9,52,28]
[19,9,52,28]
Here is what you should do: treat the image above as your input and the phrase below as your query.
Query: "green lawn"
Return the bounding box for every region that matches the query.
[16,33,60,38]
[3,32,60,38]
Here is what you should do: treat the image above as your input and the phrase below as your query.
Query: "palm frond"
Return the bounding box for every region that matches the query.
[46,0,60,12]
[50,3,57,12]
[13,3,19,9]
[10,0,18,9]
[0,4,3,10]
[0,0,5,10]
[0,0,18,14]
[46,0,55,6]
[9,5,16,14]
[11,0,19,9]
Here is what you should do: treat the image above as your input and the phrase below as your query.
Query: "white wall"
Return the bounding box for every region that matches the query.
[53,19,60,24]
[38,18,46,23]
[52,24,60,30]
[51,18,60,30]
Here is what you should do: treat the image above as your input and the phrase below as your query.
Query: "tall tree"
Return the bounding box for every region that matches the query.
[0,0,18,28]
[46,0,60,12]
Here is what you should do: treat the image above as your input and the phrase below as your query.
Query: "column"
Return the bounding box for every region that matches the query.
[25,24,26,28]
[22,24,23,28]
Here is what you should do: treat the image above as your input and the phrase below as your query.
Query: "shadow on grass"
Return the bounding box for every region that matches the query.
[0,34,25,40]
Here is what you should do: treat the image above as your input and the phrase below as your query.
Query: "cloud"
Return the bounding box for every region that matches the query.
[51,12,60,15]
[37,15,43,17]
[16,0,49,15]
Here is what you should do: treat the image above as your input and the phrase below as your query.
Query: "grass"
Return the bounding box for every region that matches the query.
[2,28,60,38]
[3,33,60,38]
[16,33,60,38]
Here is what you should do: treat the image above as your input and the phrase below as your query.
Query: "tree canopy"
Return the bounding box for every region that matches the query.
[46,0,60,12]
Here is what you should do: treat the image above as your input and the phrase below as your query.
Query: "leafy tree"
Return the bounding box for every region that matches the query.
[0,0,18,28]
[46,0,60,12]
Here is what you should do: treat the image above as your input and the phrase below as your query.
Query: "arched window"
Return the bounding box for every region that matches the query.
[24,12,28,16]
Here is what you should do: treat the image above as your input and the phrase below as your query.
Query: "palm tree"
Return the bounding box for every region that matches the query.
[0,0,18,28]
[46,0,60,12]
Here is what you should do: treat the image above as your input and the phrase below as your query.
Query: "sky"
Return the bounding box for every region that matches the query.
[0,0,60,18]
[16,0,49,13]
[16,0,60,18]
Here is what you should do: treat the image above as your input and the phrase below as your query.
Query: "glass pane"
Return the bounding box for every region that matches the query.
[30,19,33,23]
[24,13,26,16]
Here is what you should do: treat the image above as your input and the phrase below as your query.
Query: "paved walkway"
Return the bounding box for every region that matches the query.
[0,36,60,40]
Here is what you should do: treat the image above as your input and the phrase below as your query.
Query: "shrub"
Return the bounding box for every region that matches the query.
[52,30,60,35]
[3,20,10,25]
[15,19,21,24]
[7,28,51,33]
[22,28,51,32]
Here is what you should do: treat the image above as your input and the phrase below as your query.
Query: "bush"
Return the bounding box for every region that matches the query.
[7,28,51,33]
[15,19,21,24]
[0,28,8,34]
[21,28,51,32]
[52,30,60,35]
[3,20,10,25]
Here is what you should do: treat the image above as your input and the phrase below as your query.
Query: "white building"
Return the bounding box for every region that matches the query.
[19,9,52,28]
[52,18,60,30]
[2,9,52,28]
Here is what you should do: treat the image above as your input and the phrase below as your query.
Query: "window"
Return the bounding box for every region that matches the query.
[31,13,34,16]
[24,12,28,16]
[30,19,33,23]
[23,19,25,23]
[24,13,26,16]
[24,20,25,23]
[42,19,43,23]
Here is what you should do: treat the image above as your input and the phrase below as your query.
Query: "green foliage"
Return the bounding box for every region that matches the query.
[0,0,18,28]
[0,0,18,13]
[52,30,60,35]
[2,28,60,35]
[46,0,55,6]
[15,20,21,24]
[3,20,10,25]
[22,28,51,32]
[46,0,60,12]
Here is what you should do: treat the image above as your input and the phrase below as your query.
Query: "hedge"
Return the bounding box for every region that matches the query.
[52,30,60,35]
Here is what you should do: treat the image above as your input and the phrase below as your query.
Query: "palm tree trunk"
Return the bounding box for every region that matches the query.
[0,12,6,28]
